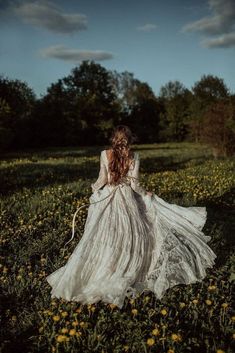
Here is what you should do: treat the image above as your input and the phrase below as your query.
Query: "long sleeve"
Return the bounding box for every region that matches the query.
[91,151,108,193]
[129,152,147,196]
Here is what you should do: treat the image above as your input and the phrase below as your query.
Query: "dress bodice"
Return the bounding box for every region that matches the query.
[91,149,146,195]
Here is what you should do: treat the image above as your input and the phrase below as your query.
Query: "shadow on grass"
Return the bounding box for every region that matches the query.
[204,187,235,268]
[0,155,212,196]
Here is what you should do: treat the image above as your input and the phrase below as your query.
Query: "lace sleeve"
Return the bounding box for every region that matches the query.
[130,152,147,196]
[91,151,108,192]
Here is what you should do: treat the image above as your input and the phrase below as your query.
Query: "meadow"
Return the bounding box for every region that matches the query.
[0,142,234,353]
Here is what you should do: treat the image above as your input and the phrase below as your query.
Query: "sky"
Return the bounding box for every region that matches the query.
[0,0,234,98]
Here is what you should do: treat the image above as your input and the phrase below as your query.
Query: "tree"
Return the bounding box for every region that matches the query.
[189,74,229,142]
[0,76,36,150]
[200,98,235,157]
[63,61,120,145]
[159,81,192,141]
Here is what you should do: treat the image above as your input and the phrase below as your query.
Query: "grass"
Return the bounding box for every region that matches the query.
[0,142,234,353]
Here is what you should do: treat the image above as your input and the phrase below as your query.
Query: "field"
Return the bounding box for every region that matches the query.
[0,142,234,353]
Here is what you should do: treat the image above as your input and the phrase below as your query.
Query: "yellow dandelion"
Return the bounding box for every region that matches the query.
[179,302,186,308]
[221,303,229,309]
[69,329,76,336]
[56,335,67,343]
[171,333,180,341]
[61,328,68,334]
[205,299,212,306]
[61,311,68,317]
[131,308,138,315]
[192,299,198,304]
[231,316,235,321]
[168,349,175,353]
[160,308,167,316]
[72,321,79,327]
[76,331,82,337]
[144,296,150,302]
[216,350,225,353]
[123,345,129,351]
[146,338,155,346]
[152,328,160,336]
[208,285,217,291]
[79,321,85,327]
[52,315,60,321]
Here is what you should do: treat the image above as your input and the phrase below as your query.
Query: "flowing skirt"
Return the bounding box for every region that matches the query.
[46,184,217,308]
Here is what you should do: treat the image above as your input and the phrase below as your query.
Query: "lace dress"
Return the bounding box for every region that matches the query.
[46,150,217,308]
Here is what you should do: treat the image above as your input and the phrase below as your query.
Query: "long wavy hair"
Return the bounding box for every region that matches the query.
[108,125,137,185]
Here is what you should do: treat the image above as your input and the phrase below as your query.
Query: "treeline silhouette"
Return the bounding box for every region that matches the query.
[0,60,234,156]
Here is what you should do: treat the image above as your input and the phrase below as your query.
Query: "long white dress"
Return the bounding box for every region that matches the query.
[46,150,217,308]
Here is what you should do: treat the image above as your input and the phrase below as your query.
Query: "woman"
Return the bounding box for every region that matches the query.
[46,125,217,309]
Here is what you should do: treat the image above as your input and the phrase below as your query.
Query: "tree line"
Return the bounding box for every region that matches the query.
[0,60,234,156]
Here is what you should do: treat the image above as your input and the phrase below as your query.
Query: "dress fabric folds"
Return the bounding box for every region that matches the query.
[46,150,217,309]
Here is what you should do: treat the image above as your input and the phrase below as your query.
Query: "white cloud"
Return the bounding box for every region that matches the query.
[12,1,88,34]
[182,0,235,48]
[202,32,235,48]
[40,45,114,62]
[137,23,157,32]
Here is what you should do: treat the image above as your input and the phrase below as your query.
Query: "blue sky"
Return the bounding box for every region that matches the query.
[0,0,234,97]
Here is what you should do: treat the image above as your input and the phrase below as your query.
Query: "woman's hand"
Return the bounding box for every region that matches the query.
[146,191,153,196]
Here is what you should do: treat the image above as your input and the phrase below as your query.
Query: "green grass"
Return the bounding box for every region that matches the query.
[0,142,234,353]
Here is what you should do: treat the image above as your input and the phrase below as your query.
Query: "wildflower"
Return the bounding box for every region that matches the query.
[152,328,160,336]
[216,350,225,353]
[61,311,68,317]
[192,299,198,304]
[123,345,129,351]
[205,299,212,306]
[207,285,217,291]
[61,328,68,334]
[72,321,79,327]
[171,333,181,341]
[56,335,67,343]
[144,296,150,302]
[146,338,155,346]
[160,308,167,316]
[168,349,175,353]
[52,315,60,321]
[131,309,138,316]
[69,329,76,336]
[179,302,186,308]
[231,316,235,321]
[221,303,229,309]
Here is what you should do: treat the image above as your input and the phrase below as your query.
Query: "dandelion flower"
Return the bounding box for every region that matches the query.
[131,309,138,315]
[205,299,212,306]
[53,315,60,321]
[146,338,155,346]
[69,329,76,336]
[152,328,160,336]
[160,308,167,316]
